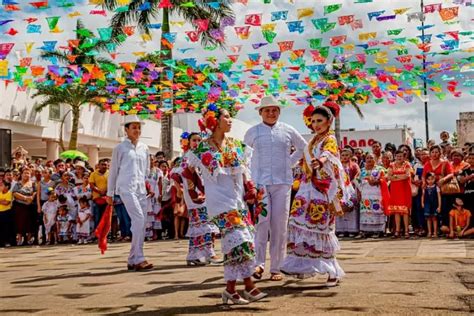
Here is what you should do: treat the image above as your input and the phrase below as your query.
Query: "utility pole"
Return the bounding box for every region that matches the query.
[420,0,430,143]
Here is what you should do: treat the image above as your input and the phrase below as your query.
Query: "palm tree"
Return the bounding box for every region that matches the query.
[102,0,235,159]
[41,19,115,67]
[34,19,114,150]
[32,84,109,150]
[313,62,368,144]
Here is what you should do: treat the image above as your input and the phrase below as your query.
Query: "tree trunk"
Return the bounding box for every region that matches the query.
[160,8,174,160]
[69,105,80,150]
[334,116,341,147]
[59,109,72,152]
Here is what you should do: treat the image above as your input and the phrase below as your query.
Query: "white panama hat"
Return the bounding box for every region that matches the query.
[255,95,283,111]
[121,114,145,126]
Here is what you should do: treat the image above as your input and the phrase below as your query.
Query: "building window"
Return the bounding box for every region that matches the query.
[49,104,61,121]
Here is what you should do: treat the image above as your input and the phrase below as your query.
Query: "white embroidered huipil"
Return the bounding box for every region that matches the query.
[244,121,307,273]
[107,138,150,265]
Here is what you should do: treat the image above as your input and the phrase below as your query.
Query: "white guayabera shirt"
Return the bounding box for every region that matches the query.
[107,138,150,197]
[244,121,307,186]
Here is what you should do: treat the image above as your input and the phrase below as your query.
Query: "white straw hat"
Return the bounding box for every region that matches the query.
[121,114,145,126]
[255,95,283,111]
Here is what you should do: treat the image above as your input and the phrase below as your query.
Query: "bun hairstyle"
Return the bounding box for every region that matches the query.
[313,101,340,120]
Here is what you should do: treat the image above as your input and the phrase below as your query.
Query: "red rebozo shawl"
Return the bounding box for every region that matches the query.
[95,205,113,254]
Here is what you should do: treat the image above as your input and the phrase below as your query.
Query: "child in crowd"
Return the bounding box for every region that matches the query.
[56,205,71,242]
[76,196,92,244]
[441,198,473,239]
[57,195,77,242]
[42,191,58,245]
[422,172,441,238]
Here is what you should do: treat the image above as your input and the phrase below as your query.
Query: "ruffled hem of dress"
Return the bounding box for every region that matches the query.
[187,245,216,261]
[221,227,254,254]
[223,258,255,282]
[287,224,340,254]
[280,255,345,279]
[186,224,220,238]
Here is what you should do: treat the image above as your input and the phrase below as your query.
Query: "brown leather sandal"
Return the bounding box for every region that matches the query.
[134,261,154,271]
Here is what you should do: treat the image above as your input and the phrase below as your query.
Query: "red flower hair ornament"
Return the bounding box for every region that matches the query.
[198,104,219,132]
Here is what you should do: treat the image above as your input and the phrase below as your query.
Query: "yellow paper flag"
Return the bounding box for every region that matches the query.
[374,52,388,64]
[141,33,152,42]
[359,32,377,41]
[68,11,81,18]
[0,60,8,76]
[25,42,34,55]
[261,23,276,31]
[394,7,411,15]
[297,8,314,19]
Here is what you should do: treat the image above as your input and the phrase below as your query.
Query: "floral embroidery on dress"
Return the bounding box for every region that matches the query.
[212,209,253,236]
[224,241,255,265]
[192,138,247,177]
[253,185,268,224]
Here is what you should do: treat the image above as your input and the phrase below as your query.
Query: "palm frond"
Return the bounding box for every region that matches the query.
[40,51,70,64]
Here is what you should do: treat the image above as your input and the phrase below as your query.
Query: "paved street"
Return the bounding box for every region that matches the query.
[1,238,473,315]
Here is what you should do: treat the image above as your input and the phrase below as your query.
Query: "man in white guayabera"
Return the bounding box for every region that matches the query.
[107,115,153,272]
[244,95,307,281]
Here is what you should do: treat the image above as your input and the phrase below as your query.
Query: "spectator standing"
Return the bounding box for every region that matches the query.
[12,167,37,245]
[42,191,58,245]
[387,150,412,238]
[89,159,109,229]
[371,141,383,165]
[357,153,389,237]
[421,172,441,238]
[337,148,360,238]
[459,152,474,213]
[0,181,14,247]
[422,145,455,228]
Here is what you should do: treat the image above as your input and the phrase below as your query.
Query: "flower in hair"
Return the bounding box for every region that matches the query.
[303,104,315,129]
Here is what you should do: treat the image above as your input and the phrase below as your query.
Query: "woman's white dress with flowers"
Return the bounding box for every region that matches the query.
[188,138,255,281]
[280,132,351,279]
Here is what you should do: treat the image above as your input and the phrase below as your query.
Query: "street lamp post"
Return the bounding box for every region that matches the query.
[420,0,430,143]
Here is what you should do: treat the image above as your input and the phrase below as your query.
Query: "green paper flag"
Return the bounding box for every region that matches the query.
[374,98,384,104]
[387,29,403,36]
[319,47,329,58]
[309,38,322,49]
[98,28,112,41]
[324,4,342,15]
[76,28,93,37]
[320,22,336,33]
[311,18,328,30]
[115,5,129,12]
[262,30,277,43]
[435,93,446,100]
[46,16,60,31]
[365,48,380,55]
[397,48,408,55]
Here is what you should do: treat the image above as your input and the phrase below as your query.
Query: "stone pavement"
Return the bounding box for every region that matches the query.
[0,238,473,315]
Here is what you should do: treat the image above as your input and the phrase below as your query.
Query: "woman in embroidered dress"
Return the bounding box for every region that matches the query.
[188,105,267,305]
[336,148,360,238]
[357,153,390,237]
[280,102,350,286]
[178,132,220,266]
[388,150,413,238]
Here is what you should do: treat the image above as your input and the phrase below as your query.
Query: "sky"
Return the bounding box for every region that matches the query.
[0,0,472,143]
